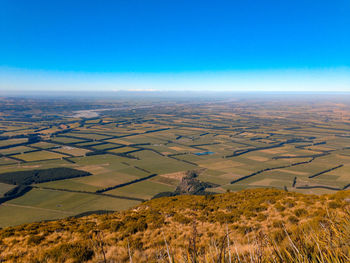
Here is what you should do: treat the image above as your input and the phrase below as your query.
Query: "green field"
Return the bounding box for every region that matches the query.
[0,138,27,147]
[0,188,140,227]
[0,96,349,227]
[0,157,17,165]
[51,136,87,144]
[0,146,34,155]
[0,204,70,228]
[0,182,15,197]
[105,179,176,199]
[53,146,91,156]
[30,141,60,149]
[12,150,68,162]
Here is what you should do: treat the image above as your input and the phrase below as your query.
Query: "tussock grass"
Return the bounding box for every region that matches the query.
[0,188,349,262]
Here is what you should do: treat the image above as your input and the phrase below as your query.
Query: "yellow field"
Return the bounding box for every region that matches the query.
[13,151,67,162]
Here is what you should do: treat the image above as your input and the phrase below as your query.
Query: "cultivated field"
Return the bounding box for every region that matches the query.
[0,95,349,227]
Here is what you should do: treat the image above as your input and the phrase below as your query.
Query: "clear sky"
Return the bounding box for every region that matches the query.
[1,0,349,92]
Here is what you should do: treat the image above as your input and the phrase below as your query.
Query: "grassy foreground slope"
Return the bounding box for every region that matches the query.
[0,189,349,263]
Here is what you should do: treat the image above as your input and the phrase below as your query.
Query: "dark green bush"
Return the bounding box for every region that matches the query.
[43,242,94,263]
[328,201,341,209]
[274,203,286,212]
[288,215,299,224]
[294,208,308,217]
[27,235,45,245]
[173,213,191,224]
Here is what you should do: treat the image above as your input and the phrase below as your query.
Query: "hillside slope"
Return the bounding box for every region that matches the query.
[0,188,349,262]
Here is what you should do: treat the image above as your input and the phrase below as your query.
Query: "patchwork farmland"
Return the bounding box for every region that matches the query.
[0,96,349,227]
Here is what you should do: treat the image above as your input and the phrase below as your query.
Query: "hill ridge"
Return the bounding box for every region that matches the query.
[0,188,349,262]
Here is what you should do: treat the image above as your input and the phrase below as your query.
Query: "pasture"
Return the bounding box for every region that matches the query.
[0,96,349,226]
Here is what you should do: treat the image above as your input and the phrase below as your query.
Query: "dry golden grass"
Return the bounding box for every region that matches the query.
[0,188,349,262]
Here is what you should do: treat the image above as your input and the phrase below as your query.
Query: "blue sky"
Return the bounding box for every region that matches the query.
[1,0,350,92]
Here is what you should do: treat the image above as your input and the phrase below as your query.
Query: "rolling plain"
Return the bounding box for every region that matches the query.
[0,95,350,227]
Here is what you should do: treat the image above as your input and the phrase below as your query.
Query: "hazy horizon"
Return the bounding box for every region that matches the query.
[1,1,349,92]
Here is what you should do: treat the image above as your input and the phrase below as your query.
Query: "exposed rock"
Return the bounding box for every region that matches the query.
[152,170,219,199]
[175,171,206,195]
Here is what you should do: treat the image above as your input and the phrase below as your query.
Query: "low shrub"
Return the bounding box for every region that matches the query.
[288,215,299,224]
[27,234,45,245]
[42,242,94,263]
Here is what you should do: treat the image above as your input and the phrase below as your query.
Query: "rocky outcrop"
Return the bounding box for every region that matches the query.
[152,170,218,199]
